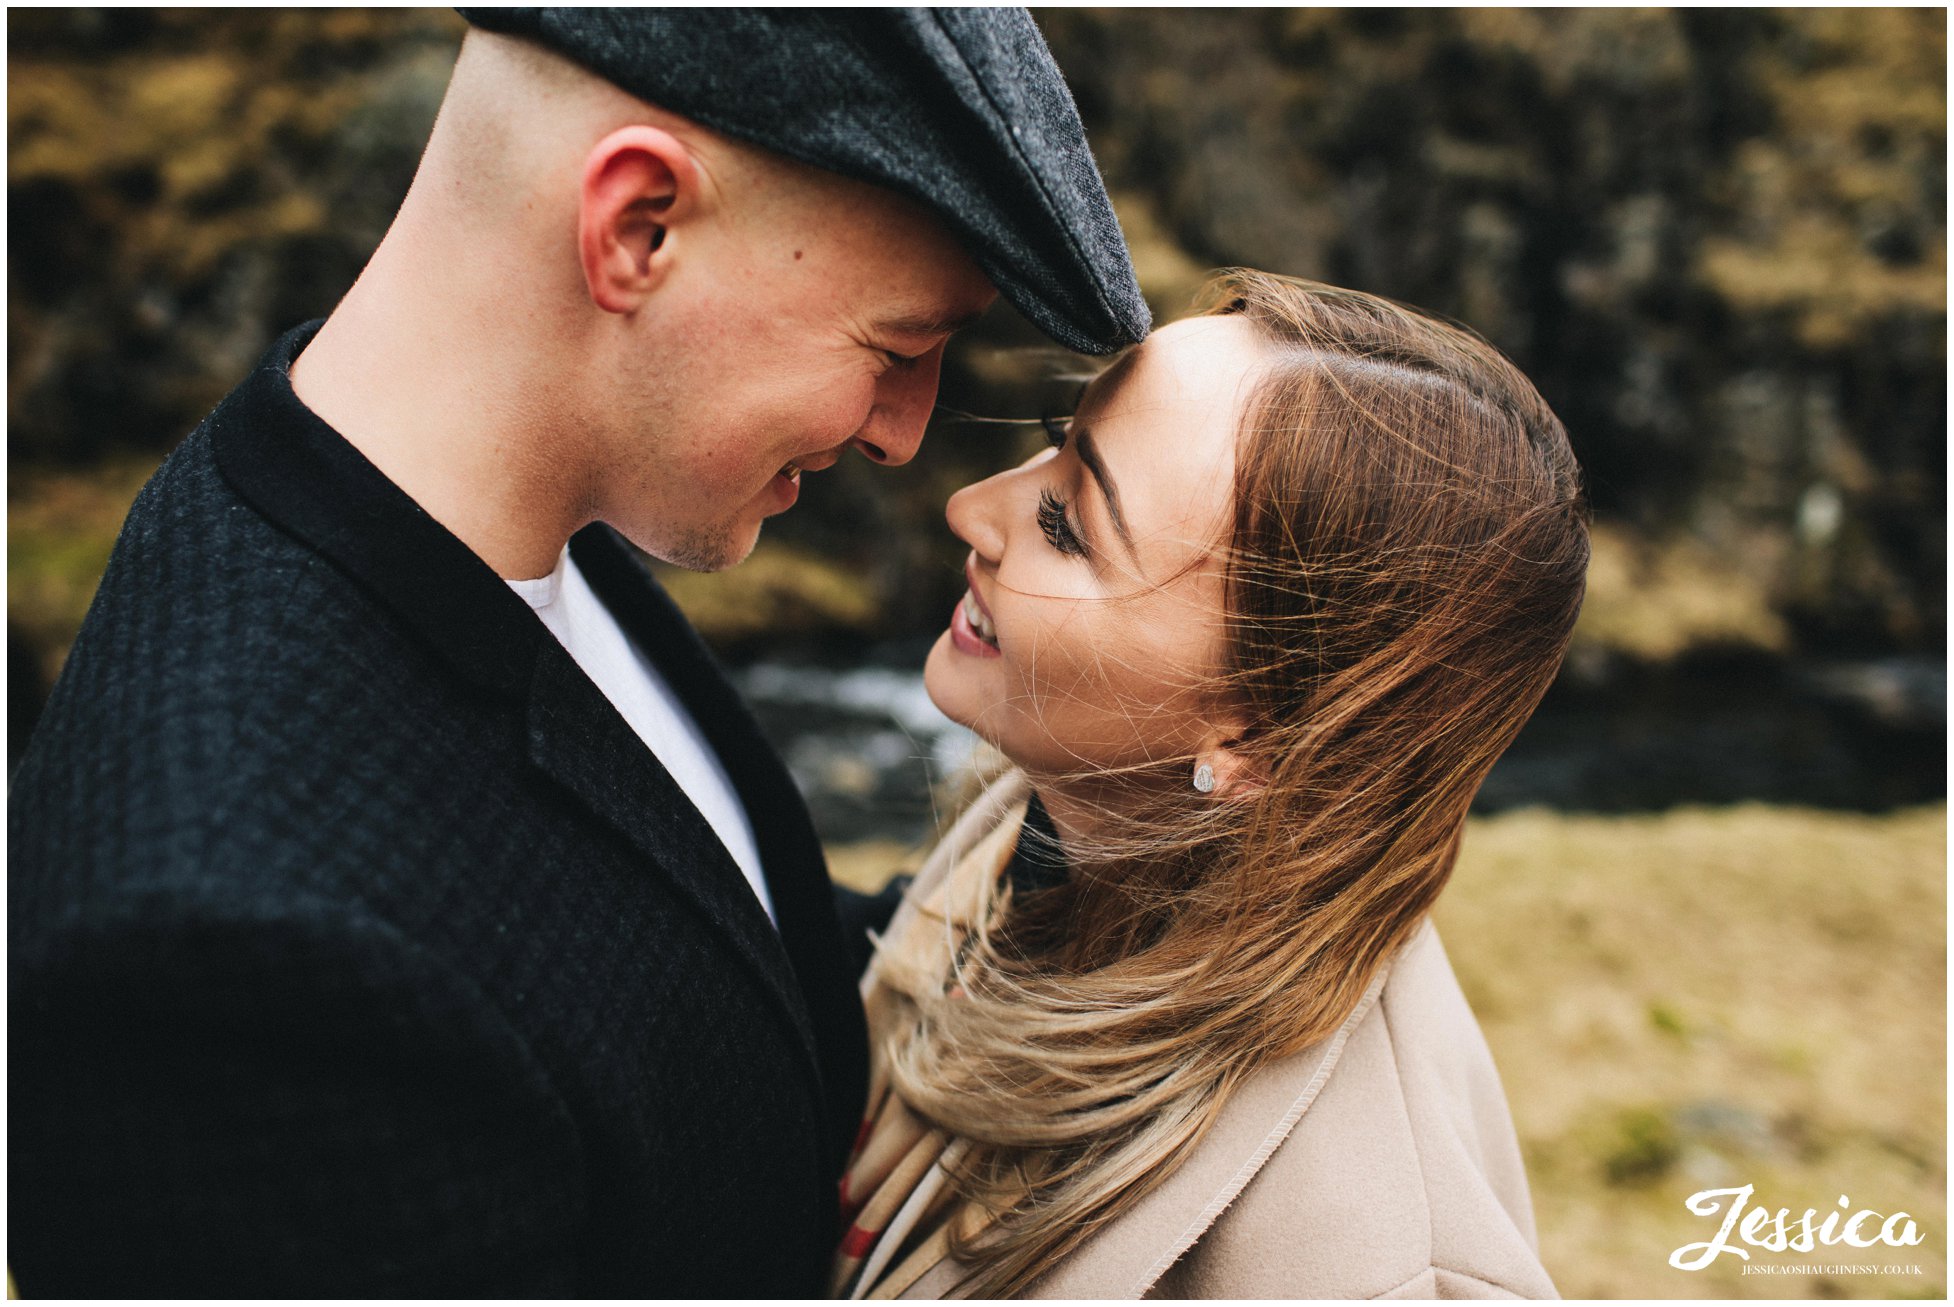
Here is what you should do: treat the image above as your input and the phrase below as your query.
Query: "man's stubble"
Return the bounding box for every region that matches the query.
[654,511,761,574]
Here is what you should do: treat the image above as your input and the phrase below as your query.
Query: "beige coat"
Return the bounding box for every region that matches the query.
[864,775,1557,1300]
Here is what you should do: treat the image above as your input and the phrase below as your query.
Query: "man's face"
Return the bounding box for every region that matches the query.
[597,174,996,571]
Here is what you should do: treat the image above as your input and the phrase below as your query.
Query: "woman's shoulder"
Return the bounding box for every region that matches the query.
[895,924,1558,1302]
[1149,922,1558,1300]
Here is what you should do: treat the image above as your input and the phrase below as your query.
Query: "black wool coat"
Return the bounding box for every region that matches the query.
[9,323,870,1297]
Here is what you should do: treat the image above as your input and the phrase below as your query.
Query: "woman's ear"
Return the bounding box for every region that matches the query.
[1192,714,1267,801]
[578,125,698,314]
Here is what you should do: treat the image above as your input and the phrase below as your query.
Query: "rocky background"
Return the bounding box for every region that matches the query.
[7,9,1945,1298]
[9,11,1946,678]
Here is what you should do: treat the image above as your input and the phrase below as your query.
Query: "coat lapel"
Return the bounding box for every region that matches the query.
[523,638,820,1079]
[210,323,838,1114]
[567,526,832,933]
[209,322,541,698]
[568,525,870,1170]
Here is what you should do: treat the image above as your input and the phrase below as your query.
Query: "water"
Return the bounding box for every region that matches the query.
[735,661,979,846]
[736,654,1946,848]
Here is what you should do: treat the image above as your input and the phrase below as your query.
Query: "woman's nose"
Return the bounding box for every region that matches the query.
[944,472,1008,563]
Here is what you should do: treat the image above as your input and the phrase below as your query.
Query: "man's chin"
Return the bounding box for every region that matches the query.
[621,518,761,574]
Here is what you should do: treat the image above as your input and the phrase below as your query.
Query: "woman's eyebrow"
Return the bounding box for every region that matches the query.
[1072,425,1134,554]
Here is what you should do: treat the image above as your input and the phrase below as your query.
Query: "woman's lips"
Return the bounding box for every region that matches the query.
[962,587,997,641]
[949,588,1001,658]
[951,562,1001,659]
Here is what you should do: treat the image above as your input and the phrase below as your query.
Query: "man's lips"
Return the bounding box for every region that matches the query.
[769,444,853,514]
[777,447,849,483]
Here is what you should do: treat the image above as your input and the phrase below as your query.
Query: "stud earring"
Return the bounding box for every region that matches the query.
[1192,763,1216,794]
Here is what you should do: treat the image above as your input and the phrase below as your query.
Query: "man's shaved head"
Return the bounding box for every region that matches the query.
[291,28,994,580]
[425,32,874,267]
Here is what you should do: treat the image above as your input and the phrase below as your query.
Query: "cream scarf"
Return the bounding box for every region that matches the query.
[828,797,1031,1300]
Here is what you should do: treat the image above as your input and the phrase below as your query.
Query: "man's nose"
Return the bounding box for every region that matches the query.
[850,344,946,467]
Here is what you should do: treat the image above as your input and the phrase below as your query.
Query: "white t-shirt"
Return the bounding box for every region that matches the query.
[507,548,776,925]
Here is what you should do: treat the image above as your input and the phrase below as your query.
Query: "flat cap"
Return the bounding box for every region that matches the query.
[456,7,1149,355]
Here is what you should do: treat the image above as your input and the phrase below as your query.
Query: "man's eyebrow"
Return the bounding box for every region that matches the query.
[874,308,987,338]
[1072,425,1133,554]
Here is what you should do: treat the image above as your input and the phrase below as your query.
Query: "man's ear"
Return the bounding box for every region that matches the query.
[1193,712,1268,801]
[578,125,698,314]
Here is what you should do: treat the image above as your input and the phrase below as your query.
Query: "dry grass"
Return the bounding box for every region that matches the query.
[1572,522,1792,661]
[827,802,1946,1299]
[7,455,162,686]
[827,840,926,896]
[1442,803,1944,1299]
[648,543,880,647]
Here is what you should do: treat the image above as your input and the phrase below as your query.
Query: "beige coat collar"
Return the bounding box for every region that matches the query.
[871,773,1401,1300]
[905,964,1393,1299]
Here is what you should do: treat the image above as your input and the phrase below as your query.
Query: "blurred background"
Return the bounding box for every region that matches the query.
[7,8,1943,1297]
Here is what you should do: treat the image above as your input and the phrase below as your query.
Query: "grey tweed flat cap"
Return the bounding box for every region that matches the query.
[457,7,1149,355]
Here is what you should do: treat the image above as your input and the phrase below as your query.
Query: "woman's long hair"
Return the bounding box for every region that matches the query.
[876,270,1590,1297]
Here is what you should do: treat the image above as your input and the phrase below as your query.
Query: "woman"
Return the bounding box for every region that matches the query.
[834,271,1587,1299]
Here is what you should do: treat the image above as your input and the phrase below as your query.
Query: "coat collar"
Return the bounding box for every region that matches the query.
[883,776,1399,1300]
[208,323,859,1135]
[1023,964,1389,1299]
[209,321,542,696]
[901,966,1393,1300]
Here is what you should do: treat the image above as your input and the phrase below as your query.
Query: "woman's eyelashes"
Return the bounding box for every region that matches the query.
[1037,488,1088,557]
[1035,414,1088,557]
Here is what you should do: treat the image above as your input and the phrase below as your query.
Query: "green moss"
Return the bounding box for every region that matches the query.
[1647,1002,1688,1039]
[1602,1108,1682,1187]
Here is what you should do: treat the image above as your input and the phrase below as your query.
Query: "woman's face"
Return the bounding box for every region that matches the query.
[924,315,1264,777]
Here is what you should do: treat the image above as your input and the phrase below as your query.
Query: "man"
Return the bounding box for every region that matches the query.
[8,10,1145,1297]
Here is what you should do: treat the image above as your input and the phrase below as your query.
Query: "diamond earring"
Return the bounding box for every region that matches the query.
[1192,763,1216,794]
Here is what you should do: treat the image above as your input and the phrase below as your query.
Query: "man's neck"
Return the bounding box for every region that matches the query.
[289,231,591,582]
